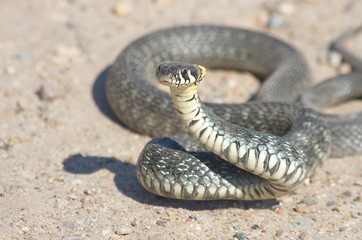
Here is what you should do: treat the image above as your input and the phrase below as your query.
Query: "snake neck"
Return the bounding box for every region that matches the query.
[171,86,241,159]
[170,85,208,137]
[171,85,238,155]
[170,85,308,195]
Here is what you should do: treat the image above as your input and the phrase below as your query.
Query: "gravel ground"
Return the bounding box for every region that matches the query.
[0,0,361,239]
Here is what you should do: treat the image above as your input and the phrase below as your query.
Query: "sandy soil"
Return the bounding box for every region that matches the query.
[0,0,361,239]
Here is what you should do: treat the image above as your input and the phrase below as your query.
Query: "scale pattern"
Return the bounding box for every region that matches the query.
[106,25,362,200]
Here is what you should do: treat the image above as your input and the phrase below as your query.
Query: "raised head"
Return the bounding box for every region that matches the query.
[156,61,206,87]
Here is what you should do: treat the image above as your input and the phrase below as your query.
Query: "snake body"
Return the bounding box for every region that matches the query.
[106,25,362,200]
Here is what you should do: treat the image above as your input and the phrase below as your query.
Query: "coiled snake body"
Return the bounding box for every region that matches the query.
[106,25,362,200]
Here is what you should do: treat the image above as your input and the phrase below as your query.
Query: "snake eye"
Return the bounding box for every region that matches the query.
[181,68,188,76]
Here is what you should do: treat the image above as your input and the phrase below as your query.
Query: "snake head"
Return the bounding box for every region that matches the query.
[156,61,206,88]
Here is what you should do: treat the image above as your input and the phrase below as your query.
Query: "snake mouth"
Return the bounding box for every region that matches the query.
[160,80,171,86]
[158,75,172,86]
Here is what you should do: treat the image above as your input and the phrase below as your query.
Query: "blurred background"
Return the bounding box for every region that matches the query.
[0,1,361,239]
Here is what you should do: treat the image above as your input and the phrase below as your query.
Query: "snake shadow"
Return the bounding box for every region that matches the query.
[63,153,279,210]
[92,67,116,123]
[92,66,132,129]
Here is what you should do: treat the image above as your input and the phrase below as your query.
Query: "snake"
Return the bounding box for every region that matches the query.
[105,25,362,200]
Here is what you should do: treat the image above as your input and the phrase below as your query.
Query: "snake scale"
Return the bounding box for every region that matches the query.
[106,25,362,200]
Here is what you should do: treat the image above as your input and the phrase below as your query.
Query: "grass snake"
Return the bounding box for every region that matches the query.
[106,25,362,200]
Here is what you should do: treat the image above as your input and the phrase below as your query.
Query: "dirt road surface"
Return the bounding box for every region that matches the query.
[0,1,361,239]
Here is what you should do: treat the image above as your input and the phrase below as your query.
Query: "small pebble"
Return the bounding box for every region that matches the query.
[9,185,24,191]
[194,224,201,231]
[0,141,12,151]
[354,180,362,187]
[251,224,260,230]
[62,221,77,229]
[326,201,336,207]
[5,65,16,74]
[328,51,343,67]
[15,52,29,60]
[101,228,111,236]
[294,204,310,214]
[15,100,28,113]
[332,207,341,212]
[308,175,316,184]
[112,0,133,17]
[298,232,308,240]
[43,116,58,128]
[277,1,295,15]
[83,188,95,195]
[188,215,198,220]
[130,218,138,227]
[342,191,352,198]
[275,208,285,215]
[156,218,171,227]
[54,176,65,182]
[291,218,312,229]
[275,229,284,237]
[21,226,30,232]
[165,209,175,217]
[115,226,133,235]
[280,196,295,205]
[37,80,64,101]
[267,12,284,28]
[86,197,96,204]
[300,197,317,206]
[88,218,98,224]
[337,63,352,74]
[256,10,269,27]
[38,69,49,80]
[233,232,251,240]
[68,194,80,200]
[156,208,165,214]
[53,45,80,63]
